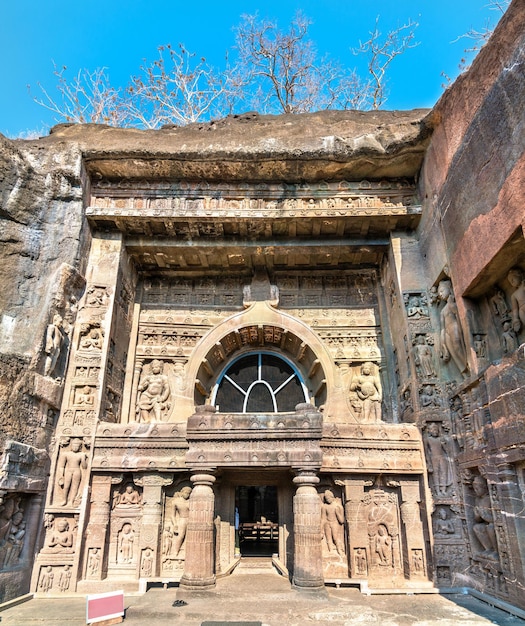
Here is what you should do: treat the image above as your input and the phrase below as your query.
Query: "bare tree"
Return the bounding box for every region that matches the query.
[30,65,128,126]
[30,12,420,128]
[234,12,370,114]
[454,0,509,70]
[124,44,241,128]
[353,17,419,110]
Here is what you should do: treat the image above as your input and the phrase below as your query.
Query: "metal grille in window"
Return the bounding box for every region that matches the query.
[214,353,308,413]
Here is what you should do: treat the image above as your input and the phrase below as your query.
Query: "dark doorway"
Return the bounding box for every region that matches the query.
[235,486,278,556]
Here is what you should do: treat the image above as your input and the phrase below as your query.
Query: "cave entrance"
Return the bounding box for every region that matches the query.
[235,486,279,557]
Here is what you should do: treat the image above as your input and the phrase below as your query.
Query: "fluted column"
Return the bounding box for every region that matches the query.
[292,471,324,590]
[180,471,216,590]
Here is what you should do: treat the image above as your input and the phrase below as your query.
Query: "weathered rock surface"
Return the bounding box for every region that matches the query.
[36,109,432,182]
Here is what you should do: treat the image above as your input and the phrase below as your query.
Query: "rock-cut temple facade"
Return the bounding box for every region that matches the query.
[0,0,525,613]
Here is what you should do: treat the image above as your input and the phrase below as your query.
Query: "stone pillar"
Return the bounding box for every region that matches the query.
[180,472,216,590]
[292,471,324,590]
[135,474,173,579]
[399,479,428,580]
[82,475,113,581]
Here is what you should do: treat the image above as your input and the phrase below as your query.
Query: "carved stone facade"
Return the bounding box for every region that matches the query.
[1,1,525,610]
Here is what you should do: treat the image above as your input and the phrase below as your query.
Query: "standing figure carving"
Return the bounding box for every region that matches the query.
[136,360,171,423]
[472,475,498,559]
[425,423,453,497]
[118,522,135,564]
[320,490,345,556]
[350,362,382,422]
[437,279,468,376]
[502,321,518,353]
[55,438,88,507]
[39,566,54,592]
[171,486,192,557]
[44,314,64,377]
[507,267,525,334]
[413,335,436,378]
[58,565,71,592]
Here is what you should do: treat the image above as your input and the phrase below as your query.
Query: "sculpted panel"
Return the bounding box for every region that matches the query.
[364,489,401,572]
[0,494,27,569]
[425,422,454,498]
[53,438,88,507]
[349,362,382,423]
[435,279,468,378]
[136,359,172,423]
[44,314,65,378]
[161,484,192,574]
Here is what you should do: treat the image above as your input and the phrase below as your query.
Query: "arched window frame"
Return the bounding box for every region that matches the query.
[210,351,310,413]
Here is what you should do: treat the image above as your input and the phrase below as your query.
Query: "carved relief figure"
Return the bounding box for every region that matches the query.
[507,267,525,333]
[419,385,441,408]
[87,547,101,576]
[113,484,141,508]
[349,362,382,422]
[472,475,498,559]
[375,525,392,566]
[473,334,487,359]
[136,359,171,423]
[47,518,74,552]
[118,522,135,564]
[39,566,54,592]
[171,486,191,557]
[399,387,414,423]
[450,396,465,449]
[425,422,453,497]
[141,548,154,577]
[3,510,26,567]
[490,288,509,320]
[405,294,429,318]
[86,285,108,307]
[0,495,21,544]
[75,385,95,407]
[437,279,468,376]
[366,489,398,569]
[434,507,455,535]
[79,323,104,351]
[412,549,424,573]
[58,565,71,592]
[44,314,65,377]
[501,321,518,353]
[162,525,173,558]
[173,361,187,392]
[320,490,345,556]
[354,548,367,575]
[413,335,436,378]
[55,438,88,507]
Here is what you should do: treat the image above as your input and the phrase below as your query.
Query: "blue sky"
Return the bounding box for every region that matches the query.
[1,0,505,137]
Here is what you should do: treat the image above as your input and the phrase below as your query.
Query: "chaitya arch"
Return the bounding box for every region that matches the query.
[189,302,333,412]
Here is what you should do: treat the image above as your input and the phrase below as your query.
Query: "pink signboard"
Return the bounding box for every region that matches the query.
[86,590,125,624]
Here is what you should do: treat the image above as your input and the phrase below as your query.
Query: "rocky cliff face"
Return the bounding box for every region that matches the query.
[0,133,88,450]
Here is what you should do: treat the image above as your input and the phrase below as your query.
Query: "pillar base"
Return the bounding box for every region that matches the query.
[292,576,325,590]
[179,574,216,591]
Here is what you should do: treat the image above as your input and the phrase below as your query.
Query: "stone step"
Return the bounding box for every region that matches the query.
[236,557,275,572]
